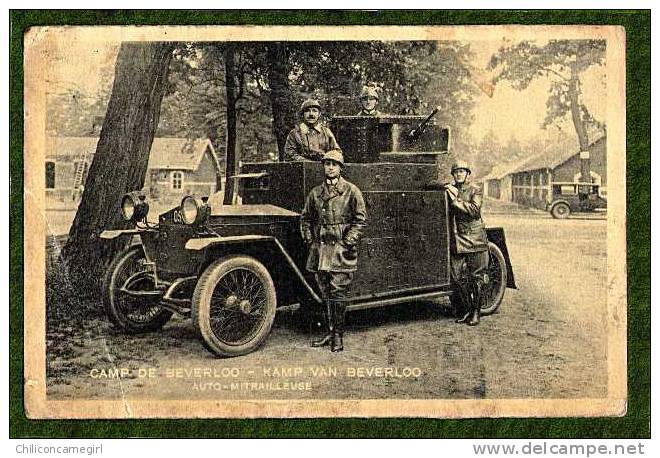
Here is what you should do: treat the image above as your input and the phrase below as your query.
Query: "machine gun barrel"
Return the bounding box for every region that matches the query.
[408,106,440,139]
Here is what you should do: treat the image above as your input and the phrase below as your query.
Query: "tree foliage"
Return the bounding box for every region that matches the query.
[490,40,606,149]
[49,40,479,165]
[156,40,478,162]
[46,66,113,136]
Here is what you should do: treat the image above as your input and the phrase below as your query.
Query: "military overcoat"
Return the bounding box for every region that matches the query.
[300,177,367,273]
[448,182,489,254]
[284,122,339,162]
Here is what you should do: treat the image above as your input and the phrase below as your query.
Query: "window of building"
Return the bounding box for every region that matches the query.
[172,171,184,190]
[46,162,55,189]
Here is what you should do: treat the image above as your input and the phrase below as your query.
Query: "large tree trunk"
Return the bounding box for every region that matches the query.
[266,43,296,161]
[62,42,174,290]
[204,44,227,195]
[223,44,239,205]
[568,63,591,182]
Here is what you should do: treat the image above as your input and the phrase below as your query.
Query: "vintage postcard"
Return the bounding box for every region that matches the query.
[24,24,626,418]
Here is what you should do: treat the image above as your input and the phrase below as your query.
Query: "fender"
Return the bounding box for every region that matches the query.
[186,235,322,304]
[99,228,152,239]
[485,227,517,289]
[548,198,571,211]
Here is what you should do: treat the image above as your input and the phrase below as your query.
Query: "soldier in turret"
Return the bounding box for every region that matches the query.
[300,150,367,352]
[445,160,490,326]
[284,99,340,162]
[356,86,381,116]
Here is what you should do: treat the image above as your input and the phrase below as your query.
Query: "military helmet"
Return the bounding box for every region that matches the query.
[360,86,379,100]
[321,149,345,167]
[451,160,472,174]
[299,98,321,113]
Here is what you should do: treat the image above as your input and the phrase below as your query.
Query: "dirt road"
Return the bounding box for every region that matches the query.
[47,210,608,401]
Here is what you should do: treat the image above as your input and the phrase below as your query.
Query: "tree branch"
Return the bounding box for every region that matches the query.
[537,65,570,82]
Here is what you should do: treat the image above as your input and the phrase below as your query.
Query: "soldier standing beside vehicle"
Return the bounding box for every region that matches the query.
[284,99,340,162]
[355,86,381,116]
[300,150,367,352]
[445,160,490,326]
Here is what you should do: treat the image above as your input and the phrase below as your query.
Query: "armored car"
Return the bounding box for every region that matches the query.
[101,114,516,357]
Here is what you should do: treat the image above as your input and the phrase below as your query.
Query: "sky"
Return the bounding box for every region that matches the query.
[46,38,607,148]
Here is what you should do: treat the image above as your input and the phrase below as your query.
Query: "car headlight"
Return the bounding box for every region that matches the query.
[121,191,149,222]
[180,195,210,225]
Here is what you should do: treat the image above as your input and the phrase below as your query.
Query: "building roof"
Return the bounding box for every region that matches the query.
[481,135,606,181]
[482,156,532,181]
[46,137,219,172]
[46,137,99,159]
[147,138,218,171]
[513,136,605,174]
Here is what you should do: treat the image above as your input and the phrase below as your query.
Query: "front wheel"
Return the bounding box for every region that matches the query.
[192,256,277,357]
[102,245,173,333]
[481,242,508,315]
[551,202,571,219]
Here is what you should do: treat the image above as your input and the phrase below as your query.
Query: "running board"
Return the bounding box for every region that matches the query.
[346,290,451,312]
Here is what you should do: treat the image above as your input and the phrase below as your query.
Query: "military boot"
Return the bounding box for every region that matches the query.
[331,300,345,352]
[456,311,471,324]
[454,281,472,324]
[311,300,334,347]
[467,279,483,326]
[467,306,481,326]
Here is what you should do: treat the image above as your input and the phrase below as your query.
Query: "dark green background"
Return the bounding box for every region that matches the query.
[9,10,650,438]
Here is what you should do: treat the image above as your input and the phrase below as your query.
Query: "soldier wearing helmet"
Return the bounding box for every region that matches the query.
[356,86,381,116]
[300,149,367,352]
[445,160,489,326]
[284,98,340,162]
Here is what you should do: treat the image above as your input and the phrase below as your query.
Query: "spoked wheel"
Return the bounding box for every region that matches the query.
[103,245,173,333]
[481,242,508,315]
[192,256,277,357]
[551,202,571,219]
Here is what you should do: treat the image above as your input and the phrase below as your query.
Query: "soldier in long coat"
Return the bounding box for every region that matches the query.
[300,150,367,351]
[284,99,340,162]
[445,160,490,326]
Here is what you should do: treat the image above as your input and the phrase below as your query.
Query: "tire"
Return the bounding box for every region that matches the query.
[551,202,571,219]
[192,255,277,357]
[102,245,173,333]
[481,242,508,315]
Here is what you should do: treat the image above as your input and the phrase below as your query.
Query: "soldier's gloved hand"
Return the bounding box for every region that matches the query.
[444,184,459,199]
[342,239,358,260]
[342,236,357,248]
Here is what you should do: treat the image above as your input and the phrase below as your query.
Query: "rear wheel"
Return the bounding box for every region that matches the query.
[449,242,508,316]
[551,202,571,219]
[192,256,277,357]
[102,245,173,333]
[481,242,507,315]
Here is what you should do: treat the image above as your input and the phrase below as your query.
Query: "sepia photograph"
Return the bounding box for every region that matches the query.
[23,24,627,418]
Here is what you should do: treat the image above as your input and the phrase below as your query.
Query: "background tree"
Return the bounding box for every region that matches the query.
[62,42,175,287]
[46,63,114,136]
[153,41,480,168]
[490,39,606,152]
